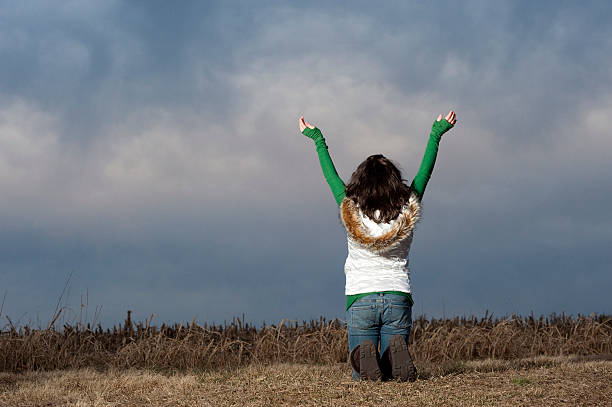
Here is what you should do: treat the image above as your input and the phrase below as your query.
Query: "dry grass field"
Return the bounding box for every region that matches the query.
[1,356,611,406]
[1,313,610,405]
[2,313,610,373]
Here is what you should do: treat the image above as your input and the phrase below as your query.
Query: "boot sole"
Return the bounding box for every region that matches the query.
[389,335,417,382]
[359,340,382,380]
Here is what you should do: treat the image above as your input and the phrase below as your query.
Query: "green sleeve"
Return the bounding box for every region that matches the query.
[302,127,346,206]
[410,119,453,199]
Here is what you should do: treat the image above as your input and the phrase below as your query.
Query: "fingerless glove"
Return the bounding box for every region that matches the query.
[301,126,324,141]
[430,119,453,140]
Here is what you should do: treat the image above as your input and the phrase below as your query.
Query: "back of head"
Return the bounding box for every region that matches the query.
[345,154,413,223]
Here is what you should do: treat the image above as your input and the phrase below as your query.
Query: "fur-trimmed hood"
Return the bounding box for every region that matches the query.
[340,192,422,253]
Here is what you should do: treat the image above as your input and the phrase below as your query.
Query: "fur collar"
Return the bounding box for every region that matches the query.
[340,192,422,253]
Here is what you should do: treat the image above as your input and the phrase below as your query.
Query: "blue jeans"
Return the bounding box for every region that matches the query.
[347,293,413,380]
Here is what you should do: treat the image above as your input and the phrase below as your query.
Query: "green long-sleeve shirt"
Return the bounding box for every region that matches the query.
[302,119,453,309]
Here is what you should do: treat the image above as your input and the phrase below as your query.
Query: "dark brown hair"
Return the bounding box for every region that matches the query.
[344,154,414,223]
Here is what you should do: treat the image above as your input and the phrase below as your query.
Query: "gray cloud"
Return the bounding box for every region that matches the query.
[1,1,611,328]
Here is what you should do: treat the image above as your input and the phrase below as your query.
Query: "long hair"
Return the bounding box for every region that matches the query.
[344,154,413,223]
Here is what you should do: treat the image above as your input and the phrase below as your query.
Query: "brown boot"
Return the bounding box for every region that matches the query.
[388,334,417,382]
[358,339,382,381]
[349,345,361,373]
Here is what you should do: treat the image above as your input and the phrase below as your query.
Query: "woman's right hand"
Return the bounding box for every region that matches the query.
[299,116,315,133]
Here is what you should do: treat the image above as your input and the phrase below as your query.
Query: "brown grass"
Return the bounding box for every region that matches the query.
[1,357,611,406]
[1,311,610,374]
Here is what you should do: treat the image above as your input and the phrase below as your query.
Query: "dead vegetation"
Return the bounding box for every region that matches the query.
[1,311,610,374]
[1,357,611,406]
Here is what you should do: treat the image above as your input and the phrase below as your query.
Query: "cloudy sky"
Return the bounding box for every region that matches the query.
[1,1,610,329]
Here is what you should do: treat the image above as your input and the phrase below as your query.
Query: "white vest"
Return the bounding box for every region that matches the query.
[339,192,422,295]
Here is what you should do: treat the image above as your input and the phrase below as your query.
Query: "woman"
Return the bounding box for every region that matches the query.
[298,110,457,381]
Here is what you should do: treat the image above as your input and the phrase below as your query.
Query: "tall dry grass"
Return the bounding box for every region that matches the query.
[1,311,610,373]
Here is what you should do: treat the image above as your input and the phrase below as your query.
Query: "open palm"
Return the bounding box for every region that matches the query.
[436,110,457,125]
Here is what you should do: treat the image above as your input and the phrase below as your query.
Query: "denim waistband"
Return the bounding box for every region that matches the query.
[353,292,412,304]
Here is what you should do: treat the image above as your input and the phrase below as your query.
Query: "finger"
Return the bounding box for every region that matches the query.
[437,114,442,121]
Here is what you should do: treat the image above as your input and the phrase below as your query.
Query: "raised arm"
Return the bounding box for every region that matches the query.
[299,117,346,206]
[410,110,457,199]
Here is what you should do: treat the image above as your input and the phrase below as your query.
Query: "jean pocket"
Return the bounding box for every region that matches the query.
[387,303,412,329]
[349,304,377,330]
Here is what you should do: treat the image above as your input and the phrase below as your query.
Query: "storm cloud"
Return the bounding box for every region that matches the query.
[1,1,610,328]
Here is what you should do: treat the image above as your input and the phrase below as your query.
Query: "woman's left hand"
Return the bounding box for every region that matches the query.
[436,110,457,126]
[299,116,315,133]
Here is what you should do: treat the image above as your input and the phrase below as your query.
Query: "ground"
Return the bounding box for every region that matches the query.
[0,357,610,406]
